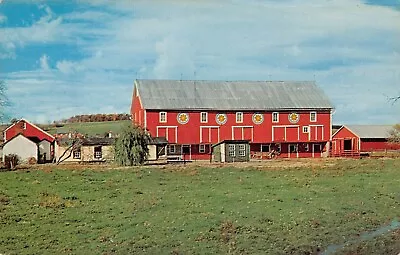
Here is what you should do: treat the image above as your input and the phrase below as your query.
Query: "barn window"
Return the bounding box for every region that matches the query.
[261,144,270,152]
[236,112,243,123]
[73,149,81,159]
[303,126,309,133]
[22,122,27,129]
[310,112,317,122]
[272,112,279,123]
[94,146,102,159]
[169,145,176,154]
[159,112,167,123]
[199,144,206,153]
[304,144,309,152]
[200,112,208,123]
[289,144,298,153]
[238,144,246,156]
[228,144,235,157]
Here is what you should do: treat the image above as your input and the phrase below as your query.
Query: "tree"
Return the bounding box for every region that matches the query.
[56,138,83,164]
[0,80,10,123]
[388,124,400,144]
[114,123,151,166]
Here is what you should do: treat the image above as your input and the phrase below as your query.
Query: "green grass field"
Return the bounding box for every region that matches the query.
[1,159,399,254]
[44,120,130,137]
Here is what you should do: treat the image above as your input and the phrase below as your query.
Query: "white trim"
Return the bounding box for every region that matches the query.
[200,112,208,123]
[200,126,220,143]
[169,144,176,153]
[231,126,254,141]
[199,144,206,153]
[271,125,300,142]
[288,143,299,158]
[236,112,243,123]
[310,111,317,122]
[159,112,167,123]
[181,144,192,160]
[312,144,322,158]
[309,124,324,140]
[3,119,55,142]
[261,144,271,152]
[272,112,279,123]
[156,126,178,143]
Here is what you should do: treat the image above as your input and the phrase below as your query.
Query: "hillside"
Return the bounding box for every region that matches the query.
[43,120,130,137]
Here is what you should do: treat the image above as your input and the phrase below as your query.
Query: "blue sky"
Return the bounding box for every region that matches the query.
[0,0,399,124]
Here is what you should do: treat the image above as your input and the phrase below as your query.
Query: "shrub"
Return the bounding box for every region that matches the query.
[4,154,19,170]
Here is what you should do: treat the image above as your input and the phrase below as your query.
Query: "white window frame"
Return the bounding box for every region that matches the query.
[310,112,317,122]
[169,145,176,154]
[94,146,102,159]
[200,112,208,123]
[199,144,206,153]
[303,126,309,133]
[23,122,27,129]
[272,112,279,123]
[73,150,81,159]
[289,144,298,153]
[159,112,167,123]
[236,112,243,123]
[261,144,270,152]
[228,144,235,157]
[238,144,246,156]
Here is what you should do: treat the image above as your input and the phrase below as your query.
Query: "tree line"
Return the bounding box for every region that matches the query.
[55,113,131,124]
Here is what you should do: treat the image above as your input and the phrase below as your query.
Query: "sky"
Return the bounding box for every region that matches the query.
[0,0,399,124]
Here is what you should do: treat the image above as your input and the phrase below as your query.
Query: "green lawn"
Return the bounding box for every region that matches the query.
[1,159,399,254]
[44,120,130,137]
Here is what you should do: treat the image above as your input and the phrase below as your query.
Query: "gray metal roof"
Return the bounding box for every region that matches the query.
[135,79,333,111]
[345,125,394,139]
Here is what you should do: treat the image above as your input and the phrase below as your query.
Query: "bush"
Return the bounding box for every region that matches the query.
[4,154,19,170]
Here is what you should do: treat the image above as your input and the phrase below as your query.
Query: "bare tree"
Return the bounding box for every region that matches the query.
[56,138,83,164]
[0,80,10,122]
[388,124,400,144]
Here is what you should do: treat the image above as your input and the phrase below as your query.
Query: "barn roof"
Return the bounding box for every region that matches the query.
[134,79,333,111]
[344,125,394,139]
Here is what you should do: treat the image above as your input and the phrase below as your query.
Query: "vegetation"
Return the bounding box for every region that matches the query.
[55,113,131,124]
[43,120,130,137]
[388,124,400,144]
[114,123,150,166]
[0,80,10,123]
[0,158,400,254]
[4,154,20,170]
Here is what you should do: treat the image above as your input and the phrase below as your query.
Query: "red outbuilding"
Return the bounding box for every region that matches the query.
[3,119,56,162]
[3,119,55,143]
[131,79,334,160]
[331,125,400,156]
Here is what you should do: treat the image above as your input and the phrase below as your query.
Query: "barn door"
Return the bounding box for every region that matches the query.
[200,127,219,144]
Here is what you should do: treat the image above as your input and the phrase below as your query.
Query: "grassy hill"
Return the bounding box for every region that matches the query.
[1,158,399,254]
[43,120,130,137]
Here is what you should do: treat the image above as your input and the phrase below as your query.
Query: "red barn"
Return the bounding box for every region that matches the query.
[331,125,400,156]
[131,79,334,160]
[3,119,56,162]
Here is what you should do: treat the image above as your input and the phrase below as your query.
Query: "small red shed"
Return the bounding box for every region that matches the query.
[331,125,400,156]
[3,119,56,162]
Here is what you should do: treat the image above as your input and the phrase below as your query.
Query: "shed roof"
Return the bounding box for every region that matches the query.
[345,125,394,139]
[135,79,333,111]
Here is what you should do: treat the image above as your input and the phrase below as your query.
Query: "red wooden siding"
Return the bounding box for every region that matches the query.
[331,126,400,156]
[137,109,331,159]
[4,120,55,142]
[131,87,145,127]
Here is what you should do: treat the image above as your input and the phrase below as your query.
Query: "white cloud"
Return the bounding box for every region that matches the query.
[39,54,50,70]
[0,14,6,24]
[1,0,400,123]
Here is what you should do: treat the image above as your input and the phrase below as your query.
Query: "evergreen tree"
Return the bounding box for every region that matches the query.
[114,123,150,166]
